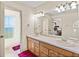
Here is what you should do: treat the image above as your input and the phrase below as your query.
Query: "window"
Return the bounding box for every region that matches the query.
[4,16,14,38]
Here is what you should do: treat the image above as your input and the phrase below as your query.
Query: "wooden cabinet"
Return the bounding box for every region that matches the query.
[27,37,79,57]
[40,45,49,56]
[40,51,48,57]
[73,53,79,57]
[34,39,40,56]
[49,50,61,57]
[49,50,58,57]
[53,47,73,57]
[60,49,73,57]
[28,37,40,56]
[28,38,34,53]
[34,46,39,56]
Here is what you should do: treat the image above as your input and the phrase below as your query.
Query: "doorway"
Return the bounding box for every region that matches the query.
[4,8,21,57]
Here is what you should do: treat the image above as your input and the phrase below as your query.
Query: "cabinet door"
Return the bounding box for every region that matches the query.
[62,50,73,57]
[57,48,73,57]
[40,45,48,56]
[49,50,58,57]
[49,50,63,57]
[34,47,39,56]
[40,52,48,57]
[34,39,39,47]
[28,38,34,53]
[34,40,40,56]
[73,53,79,57]
[28,38,31,50]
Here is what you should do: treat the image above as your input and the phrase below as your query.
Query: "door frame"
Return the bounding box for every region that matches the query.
[0,2,4,57]
[4,4,22,56]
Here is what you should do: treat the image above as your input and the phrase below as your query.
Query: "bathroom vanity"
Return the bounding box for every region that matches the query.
[26,1,79,57]
[26,34,79,57]
[27,8,79,57]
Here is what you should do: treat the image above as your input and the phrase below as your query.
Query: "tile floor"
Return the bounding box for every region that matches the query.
[5,38,20,57]
[5,46,20,57]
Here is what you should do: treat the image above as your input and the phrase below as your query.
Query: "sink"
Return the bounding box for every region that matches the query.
[56,39,78,47]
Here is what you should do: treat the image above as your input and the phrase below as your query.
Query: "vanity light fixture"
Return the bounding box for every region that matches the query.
[40,11,44,16]
[71,1,77,9]
[34,11,44,18]
[60,4,65,12]
[64,3,71,10]
[55,1,77,13]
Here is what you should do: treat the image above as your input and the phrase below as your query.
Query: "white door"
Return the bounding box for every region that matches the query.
[4,8,21,57]
[0,2,4,57]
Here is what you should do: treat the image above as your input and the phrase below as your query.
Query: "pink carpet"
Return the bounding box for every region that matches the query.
[18,50,37,57]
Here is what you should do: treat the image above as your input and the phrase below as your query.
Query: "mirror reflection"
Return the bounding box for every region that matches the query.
[34,1,79,38]
[40,13,62,36]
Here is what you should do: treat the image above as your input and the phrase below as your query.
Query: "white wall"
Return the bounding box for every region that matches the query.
[4,2,33,51]
[33,1,65,14]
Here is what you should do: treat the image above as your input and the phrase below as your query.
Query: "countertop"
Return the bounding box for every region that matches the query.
[27,34,79,54]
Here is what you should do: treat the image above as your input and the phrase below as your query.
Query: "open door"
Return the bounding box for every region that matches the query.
[4,8,21,57]
[0,2,4,57]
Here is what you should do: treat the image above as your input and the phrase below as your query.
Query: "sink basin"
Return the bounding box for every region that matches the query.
[62,43,77,47]
[56,39,78,47]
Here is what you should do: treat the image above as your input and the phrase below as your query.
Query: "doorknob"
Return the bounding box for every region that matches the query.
[0,35,4,38]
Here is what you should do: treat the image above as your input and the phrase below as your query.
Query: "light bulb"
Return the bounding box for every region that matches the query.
[35,12,44,17]
[71,5,76,9]
[73,29,77,32]
[55,7,61,13]
[60,5,65,12]
[71,1,77,9]
[55,7,59,10]
[58,9,61,13]
[71,1,77,6]
[65,3,71,10]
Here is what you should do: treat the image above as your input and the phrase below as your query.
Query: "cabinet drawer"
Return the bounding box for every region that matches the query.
[35,43,39,48]
[73,53,79,57]
[56,48,73,57]
[63,50,73,56]
[40,42,57,51]
[34,39,39,44]
[49,50,59,57]
[34,39,39,47]
[34,42,39,48]
[40,45,48,55]
[35,47,39,53]
[40,52,48,57]
[49,50,65,57]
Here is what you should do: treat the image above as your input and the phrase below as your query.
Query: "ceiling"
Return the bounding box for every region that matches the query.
[14,1,46,8]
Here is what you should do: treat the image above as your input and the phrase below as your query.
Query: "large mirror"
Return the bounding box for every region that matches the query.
[34,1,79,39]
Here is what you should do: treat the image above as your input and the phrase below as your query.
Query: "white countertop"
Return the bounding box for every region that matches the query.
[27,34,79,54]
